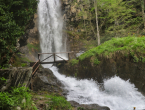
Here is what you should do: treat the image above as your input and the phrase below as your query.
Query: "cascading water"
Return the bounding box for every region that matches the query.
[38,0,67,67]
[38,0,145,110]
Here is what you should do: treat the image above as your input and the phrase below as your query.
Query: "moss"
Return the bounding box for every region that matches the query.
[46,94,72,110]
[72,36,145,65]
[69,59,79,66]
[12,55,31,67]
[21,63,27,67]
[27,43,40,51]
[93,58,100,65]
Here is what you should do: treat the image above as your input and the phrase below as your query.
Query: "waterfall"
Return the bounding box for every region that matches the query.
[38,0,145,110]
[38,0,67,67]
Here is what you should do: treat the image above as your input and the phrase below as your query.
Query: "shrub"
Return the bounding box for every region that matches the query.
[46,94,72,110]
[0,86,36,110]
[0,0,38,68]
[70,59,79,66]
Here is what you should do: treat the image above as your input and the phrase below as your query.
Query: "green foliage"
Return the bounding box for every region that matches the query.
[0,0,38,68]
[27,43,40,51]
[0,77,6,81]
[75,73,77,77]
[46,94,72,110]
[0,77,7,86]
[77,107,85,110]
[133,56,139,62]
[21,63,27,67]
[93,58,100,65]
[140,56,145,63]
[71,0,143,42]
[70,59,79,66]
[12,55,30,67]
[0,87,36,110]
[72,36,145,65]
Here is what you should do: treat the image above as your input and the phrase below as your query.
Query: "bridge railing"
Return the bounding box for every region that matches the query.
[37,51,74,64]
[30,51,74,90]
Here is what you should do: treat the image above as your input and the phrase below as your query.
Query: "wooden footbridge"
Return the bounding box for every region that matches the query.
[30,51,74,89]
[31,51,74,77]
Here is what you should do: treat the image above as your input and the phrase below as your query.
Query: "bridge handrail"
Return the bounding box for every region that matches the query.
[38,51,74,55]
[31,51,74,90]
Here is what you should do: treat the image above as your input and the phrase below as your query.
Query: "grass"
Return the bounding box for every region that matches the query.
[46,94,72,110]
[70,36,145,65]
[31,91,72,110]
[70,59,79,66]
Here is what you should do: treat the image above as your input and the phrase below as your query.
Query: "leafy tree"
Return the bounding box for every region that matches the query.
[72,0,144,43]
[0,0,38,68]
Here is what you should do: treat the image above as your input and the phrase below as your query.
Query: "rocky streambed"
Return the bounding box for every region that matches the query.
[0,67,110,110]
[32,67,110,110]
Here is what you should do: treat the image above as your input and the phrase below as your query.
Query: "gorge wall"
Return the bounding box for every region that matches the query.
[62,0,93,53]
[59,52,145,95]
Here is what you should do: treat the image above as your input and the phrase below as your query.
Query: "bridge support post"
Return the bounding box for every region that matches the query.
[53,53,55,62]
[68,53,70,60]
[38,54,40,61]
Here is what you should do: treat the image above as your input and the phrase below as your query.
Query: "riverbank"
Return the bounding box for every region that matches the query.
[59,36,145,95]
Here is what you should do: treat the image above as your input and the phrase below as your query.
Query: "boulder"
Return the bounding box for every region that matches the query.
[0,67,32,92]
[69,101,110,110]
[32,68,63,94]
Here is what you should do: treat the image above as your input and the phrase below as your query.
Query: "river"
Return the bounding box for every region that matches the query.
[38,0,145,110]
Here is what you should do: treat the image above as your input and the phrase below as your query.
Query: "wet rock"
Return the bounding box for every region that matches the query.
[60,52,145,95]
[32,68,63,94]
[69,101,110,110]
[0,67,32,92]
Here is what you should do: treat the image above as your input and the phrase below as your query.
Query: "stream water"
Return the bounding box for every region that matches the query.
[38,0,145,110]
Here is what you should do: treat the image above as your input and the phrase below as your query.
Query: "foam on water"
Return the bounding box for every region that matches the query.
[50,66,145,110]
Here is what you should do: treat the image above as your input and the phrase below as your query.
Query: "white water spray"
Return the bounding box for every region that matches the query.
[50,67,145,110]
[38,0,67,66]
[38,0,145,110]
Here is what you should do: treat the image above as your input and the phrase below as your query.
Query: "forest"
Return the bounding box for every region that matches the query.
[1,0,145,68]
[0,0,37,68]
[1,0,145,110]
[68,0,145,46]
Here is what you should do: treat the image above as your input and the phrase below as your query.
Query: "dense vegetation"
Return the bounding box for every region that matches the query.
[70,36,145,65]
[46,94,72,110]
[68,0,145,47]
[0,0,38,68]
[0,86,37,110]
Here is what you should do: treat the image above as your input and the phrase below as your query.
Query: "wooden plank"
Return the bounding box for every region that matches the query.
[41,55,53,62]
[53,53,55,62]
[38,51,74,55]
[38,54,40,61]
[32,64,40,76]
[55,55,67,61]
[40,60,67,64]
[32,60,39,68]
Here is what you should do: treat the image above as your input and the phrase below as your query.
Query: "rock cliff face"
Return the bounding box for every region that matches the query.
[32,68,63,94]
[59,52,145,95]
[18,13,40,62]
[61,0,88,52]
[0,67,32,92]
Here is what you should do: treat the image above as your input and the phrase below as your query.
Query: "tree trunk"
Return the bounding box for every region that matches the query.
[94,0,100,45]
[141,0,145,29]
